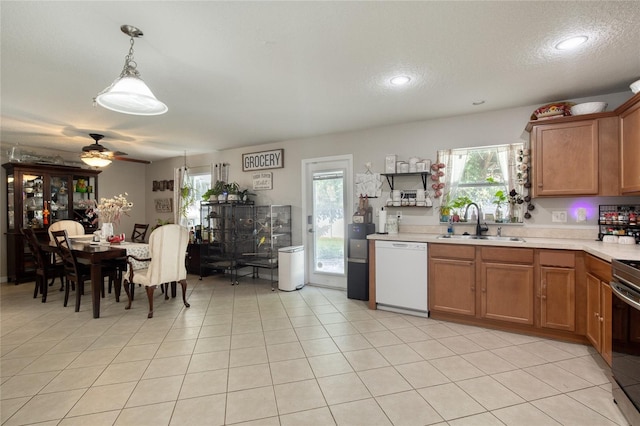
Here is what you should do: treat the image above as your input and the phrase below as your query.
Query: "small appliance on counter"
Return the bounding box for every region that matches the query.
[347,223,376,300]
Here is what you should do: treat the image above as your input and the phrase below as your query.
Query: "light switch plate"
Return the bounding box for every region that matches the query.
[576,208,587,222]
[552,211,567,223]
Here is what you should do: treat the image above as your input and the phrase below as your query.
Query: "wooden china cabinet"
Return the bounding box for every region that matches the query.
[3,162,100,283]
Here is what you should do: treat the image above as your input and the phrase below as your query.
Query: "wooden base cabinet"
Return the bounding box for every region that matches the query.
[429,244,476,317]
[538,250,576,332]
[429,245,535,325]
[585,254,613,366]
[429,245,585,342]
[481,262,534,325]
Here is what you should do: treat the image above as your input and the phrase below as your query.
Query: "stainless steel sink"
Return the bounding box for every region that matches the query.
[437,235,526,242]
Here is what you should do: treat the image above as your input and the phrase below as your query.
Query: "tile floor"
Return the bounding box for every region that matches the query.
[0,273,629,426]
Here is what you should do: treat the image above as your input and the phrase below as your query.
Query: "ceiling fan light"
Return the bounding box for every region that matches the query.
[81,151,112,168]
[96,76,168,116]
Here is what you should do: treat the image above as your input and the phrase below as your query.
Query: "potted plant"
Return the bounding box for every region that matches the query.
[492,189,508,223]
[204,180,227,202]
[178,184,195,218]
[451,195,473,222]
[238,188,255,203]
[225,182,240,201]
[438,192,454,222]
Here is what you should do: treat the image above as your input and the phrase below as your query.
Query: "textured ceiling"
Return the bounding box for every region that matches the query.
[1,1,639,162]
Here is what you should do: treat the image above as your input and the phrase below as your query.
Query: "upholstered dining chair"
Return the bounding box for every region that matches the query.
[123,224,190,318]
[21,228,65,302]
[48,220,85,239]
[51,230,115,311]
[131,223,150,243]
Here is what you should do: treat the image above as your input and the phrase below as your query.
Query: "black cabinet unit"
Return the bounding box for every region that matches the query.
[347,223,376,300]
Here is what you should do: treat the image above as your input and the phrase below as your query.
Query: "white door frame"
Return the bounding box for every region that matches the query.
[301,154,353,288]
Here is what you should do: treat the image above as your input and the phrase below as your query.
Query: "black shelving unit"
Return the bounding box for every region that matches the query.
[598,204,640,242]
[199,201,255,283]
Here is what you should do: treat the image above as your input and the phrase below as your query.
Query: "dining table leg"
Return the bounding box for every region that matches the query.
[90,261,103,318]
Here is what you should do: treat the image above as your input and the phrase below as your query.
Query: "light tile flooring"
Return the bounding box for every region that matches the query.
[0,274,629,426]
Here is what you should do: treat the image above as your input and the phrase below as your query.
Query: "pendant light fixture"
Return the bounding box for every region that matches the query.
[94,25,168,116]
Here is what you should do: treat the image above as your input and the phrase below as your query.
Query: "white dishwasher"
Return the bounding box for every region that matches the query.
[375,241,428,317]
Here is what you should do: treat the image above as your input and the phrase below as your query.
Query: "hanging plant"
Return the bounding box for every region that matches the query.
[178,183,195,218]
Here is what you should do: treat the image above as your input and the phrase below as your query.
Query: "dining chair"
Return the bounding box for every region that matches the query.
[48,220,85,239]
[21,228,65,302]
[51,230,116,311]
[48,220,86,265]
[131,223,150,243]
[123,224,190,318]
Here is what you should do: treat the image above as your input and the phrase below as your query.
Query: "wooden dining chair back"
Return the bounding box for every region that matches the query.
[51,230,116,311]
[131,223,150,243]
[48,220,86,263]
[51,230,85,311]
[21,228,65,302]
[124,224,190,318]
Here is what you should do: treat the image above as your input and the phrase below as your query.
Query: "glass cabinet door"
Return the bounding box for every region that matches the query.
[72,174,98,231]
[7,172,15,229]
[50,174,71,222]
[22,172,44,229]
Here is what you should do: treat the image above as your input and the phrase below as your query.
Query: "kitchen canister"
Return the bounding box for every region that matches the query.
[385,155,397,173]
[397,161,409,173]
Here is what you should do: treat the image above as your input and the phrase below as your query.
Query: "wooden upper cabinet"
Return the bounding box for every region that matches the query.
[619,94,640,194]
[529,115,619,197]
[531,119,599,197]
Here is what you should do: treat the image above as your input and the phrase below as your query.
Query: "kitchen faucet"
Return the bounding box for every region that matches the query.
[465,203,489,237]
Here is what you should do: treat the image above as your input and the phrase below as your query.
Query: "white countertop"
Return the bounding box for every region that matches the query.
[367,233,640,262]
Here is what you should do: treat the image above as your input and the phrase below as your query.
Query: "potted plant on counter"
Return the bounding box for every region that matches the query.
[438,192,454,223]
[451,195,473,222]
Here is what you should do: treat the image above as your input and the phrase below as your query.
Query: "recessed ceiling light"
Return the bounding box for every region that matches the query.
[555,35,588,50]
[390,75,411,86]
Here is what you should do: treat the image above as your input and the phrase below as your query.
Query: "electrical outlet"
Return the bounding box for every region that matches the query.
[396,211,402,220]
[551,210,567,223]
[576,208,587,222]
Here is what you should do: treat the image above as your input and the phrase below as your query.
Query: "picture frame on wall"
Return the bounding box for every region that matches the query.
[154,198,173,213]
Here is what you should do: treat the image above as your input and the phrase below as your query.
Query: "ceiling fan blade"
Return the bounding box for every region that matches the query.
[113,156,151,164]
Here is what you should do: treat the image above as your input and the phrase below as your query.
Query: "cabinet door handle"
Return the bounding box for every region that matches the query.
[594,312,600,318]
[600,316,604,323]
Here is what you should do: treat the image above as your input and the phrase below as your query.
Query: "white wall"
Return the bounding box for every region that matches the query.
[2,89,638,280]
[145,90,638,245]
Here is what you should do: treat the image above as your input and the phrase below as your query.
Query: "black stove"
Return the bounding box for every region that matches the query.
[610,259,640,425]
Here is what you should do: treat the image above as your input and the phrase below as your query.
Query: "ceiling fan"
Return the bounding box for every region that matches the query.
[81,133,150,165]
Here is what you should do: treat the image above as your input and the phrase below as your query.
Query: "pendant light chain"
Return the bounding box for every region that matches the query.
[121,36,140,78]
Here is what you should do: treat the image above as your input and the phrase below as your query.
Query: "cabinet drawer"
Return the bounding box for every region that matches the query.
[586,254,612,282]
[429,243,475,260]
[539,250,575,268]
[481,247,534,264]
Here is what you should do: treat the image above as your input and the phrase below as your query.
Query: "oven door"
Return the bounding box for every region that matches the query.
[610,278,640,425]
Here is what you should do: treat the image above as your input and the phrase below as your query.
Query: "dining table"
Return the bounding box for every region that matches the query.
[42,239,149,318]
